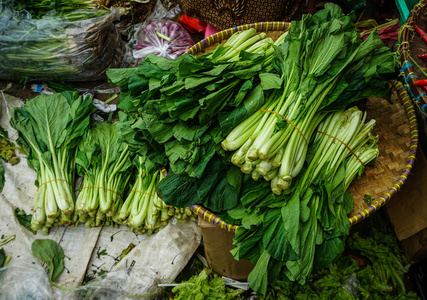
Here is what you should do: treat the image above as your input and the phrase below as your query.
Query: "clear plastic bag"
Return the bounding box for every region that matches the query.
[0,7,125,82]
[124,0,192,63]
[0,255,54,300]
[133,20,194,61]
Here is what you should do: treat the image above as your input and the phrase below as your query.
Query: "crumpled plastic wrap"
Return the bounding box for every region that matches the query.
[0,254,54,300]
[71,220,202,300]
[0,7,125,82]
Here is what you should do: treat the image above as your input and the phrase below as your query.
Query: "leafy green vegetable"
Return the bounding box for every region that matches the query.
[258,214,419,300]
[4,0,107,19]
[107,30,289,212]
[170,268,244,299]
[157,157,243,212]
[14,208,35,234]
[10,92,96,234]
[74,121,134,227]
[230,106,380,294]
[221,3,394,194]
[116,112,193,233]
[31,239,65,284]
[0,4,112,82]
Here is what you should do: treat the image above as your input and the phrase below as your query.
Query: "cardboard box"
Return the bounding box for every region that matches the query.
[385,149,427,262]
[199,218,254,281]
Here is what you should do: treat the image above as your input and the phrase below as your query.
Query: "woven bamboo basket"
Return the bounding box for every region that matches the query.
[186,22,419,233]
[399,0,427,152]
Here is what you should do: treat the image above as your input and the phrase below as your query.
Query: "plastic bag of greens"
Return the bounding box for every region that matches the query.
[128,0,192,62]
[133,20,194,61]
[0,6,125,82]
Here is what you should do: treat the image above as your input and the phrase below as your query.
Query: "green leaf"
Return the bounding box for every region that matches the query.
[145,53,181,71]
[230,79,253,106]
[231,226,263,263]
[31,239,65,282]
[106,68,137,89]
[218,84,265,134]
[281,192,301,256]
[0,248,5,268]
[259,73,282,90]
[24,93,70,151]
[231,64,263,80]
[263,208,298,262]
[313,236,345,273]
[184,76,217,90]
[158,156,242,210]
[248,250,271,295]
[14,208,35,234]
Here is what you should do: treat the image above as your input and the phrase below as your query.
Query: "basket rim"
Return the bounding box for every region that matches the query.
[185,21,291,56]
[187,23,419,233]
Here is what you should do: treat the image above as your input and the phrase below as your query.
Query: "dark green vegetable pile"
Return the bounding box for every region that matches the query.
[9,3,399,295]
[259,214,419,299]
[105,3,395,294]
[168,214,419,299]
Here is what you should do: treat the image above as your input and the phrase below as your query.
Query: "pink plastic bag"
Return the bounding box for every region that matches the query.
[133,20,194,62]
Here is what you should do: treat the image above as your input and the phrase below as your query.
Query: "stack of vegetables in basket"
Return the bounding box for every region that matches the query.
[104,3,395,295]
[10,3,396,295]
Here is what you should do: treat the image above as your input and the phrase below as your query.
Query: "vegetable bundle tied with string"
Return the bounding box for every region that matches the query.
[221,4,394,194]
[230,106,380,295]
[114,112,196,234]
[74,121,134,227]
[10,92,96,234]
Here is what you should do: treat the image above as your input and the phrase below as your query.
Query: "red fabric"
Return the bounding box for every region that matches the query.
[361,24,399,44]
[178,14,207,34]
[205,24,219,39]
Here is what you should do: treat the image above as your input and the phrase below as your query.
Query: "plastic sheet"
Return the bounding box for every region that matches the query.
[0,254,54,300]
[0,7,125,82]
[72,220,202,299]
[0,91,202,299]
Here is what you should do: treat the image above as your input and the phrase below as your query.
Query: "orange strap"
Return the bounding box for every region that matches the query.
[316,130,366,166]
[130,190,156,197]
[81,186,122,199]
[224,44,240,53]
[37,179,72,190]
[259,109,309,145]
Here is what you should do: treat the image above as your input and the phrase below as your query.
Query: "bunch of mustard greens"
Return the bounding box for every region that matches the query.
[221,5,394,194]
[10,93,192,234]
[229,106,380,294]
[10,92,96,234]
